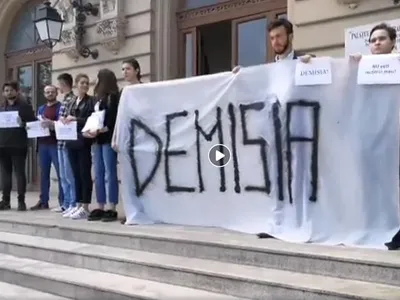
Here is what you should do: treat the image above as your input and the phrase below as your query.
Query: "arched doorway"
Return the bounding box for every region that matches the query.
[178,0,287,77]
[5,0,53,188]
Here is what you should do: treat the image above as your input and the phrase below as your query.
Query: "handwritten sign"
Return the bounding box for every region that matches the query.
[0,111,20,128]
[295,57,332,86]
[55,121,77,140]
[26,121,50,138]
[357,54,400,85]
[345,19,400,57]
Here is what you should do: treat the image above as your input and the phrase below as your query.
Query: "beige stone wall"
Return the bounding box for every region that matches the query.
[288,0,400,57]
[52,0,153,88]
[0,0,156,186]
[0,0,155,87]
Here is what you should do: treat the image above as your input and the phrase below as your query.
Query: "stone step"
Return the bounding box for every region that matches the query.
[0,232,399,300]
[0,281,71,300]
[0,213,399,286]
[0,254,242,300]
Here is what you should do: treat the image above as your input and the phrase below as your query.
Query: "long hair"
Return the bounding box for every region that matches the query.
[94,69,119,99]
[122,57,142,82]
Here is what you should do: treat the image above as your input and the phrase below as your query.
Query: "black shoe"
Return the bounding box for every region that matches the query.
[102,210,118,222]
[120,217,127,224]
[87,209,105,221]
[385,242,400,251]
[17,202,27,211]
[30,201,49,211]
[0,200,11,211]
[257,232,275,239]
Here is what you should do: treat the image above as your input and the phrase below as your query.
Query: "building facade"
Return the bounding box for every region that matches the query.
[0,0,399,186]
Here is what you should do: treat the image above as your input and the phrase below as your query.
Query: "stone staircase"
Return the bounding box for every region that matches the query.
[0,211,399,300]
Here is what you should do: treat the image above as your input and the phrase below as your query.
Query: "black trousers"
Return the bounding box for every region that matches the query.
[0,147,27,202]
[68,146,92,204]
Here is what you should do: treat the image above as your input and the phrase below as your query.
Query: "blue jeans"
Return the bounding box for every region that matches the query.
[93,143,119,205]
[39,144,63,205]
[57,147,76,208]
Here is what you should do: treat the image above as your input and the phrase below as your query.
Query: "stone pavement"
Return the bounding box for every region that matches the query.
[9,190,127,219]
[0,207,399,299]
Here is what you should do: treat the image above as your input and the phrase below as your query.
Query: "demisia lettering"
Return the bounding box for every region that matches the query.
[127,100,320,205]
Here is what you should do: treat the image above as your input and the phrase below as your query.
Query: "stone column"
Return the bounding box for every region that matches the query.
[153,0,179,81]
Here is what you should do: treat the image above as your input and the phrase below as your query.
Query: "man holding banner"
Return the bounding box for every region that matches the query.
[233,19,313,73]
[302,21,400,250]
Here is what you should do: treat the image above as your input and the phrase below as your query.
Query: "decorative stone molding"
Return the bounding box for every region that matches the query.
[61,47,81,61]
[96,0,126,54]
[178,0,269,22]
[96,17,127,54]
[56,0,81,60]
[60,28,75,45]
[60,29,80,61]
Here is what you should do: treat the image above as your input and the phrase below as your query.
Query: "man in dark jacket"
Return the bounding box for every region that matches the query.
[0,81,36,211]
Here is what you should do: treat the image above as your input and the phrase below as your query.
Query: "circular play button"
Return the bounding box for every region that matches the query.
[208,144,231,167]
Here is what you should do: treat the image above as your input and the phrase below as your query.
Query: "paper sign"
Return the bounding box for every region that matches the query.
[55,121,77,140]
[295,57,332,86]
[26,121,50,138]
[82,110,105,132]
[357,54,400,85]
[0,111,20,128]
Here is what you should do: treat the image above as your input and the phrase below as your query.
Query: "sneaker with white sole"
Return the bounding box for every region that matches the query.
[70,207,89,220]
[62,206,77,218]
[51,206,65,213]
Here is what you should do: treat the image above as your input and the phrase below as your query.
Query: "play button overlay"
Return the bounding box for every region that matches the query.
[208,144,231,167]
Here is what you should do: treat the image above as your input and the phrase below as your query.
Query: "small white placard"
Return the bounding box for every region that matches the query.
[55,121,77,140]
[82,110,105,133]
[357,54,400,85]
[0,111,20,128]
[295,57,332,86]
[26,121,50,138]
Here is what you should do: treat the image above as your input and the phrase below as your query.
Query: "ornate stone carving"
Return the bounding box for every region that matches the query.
[55,0,81,60]
[60,29,75,45]
[61,46,80,61]
[101,0,117,15]
[56,0,75,25]
[96,17,127,54]
[178,0,272,22]
[59,28,80,61]
[96,0,126,54]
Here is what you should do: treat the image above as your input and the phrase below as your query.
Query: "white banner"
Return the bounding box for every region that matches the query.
[345,19,400,57]
[114,59,400,248]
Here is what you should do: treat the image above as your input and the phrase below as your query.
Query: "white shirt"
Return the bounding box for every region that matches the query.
[75,97,82,106]
[275,50,295,62]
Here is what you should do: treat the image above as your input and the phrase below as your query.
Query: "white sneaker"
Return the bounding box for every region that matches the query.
[52,206,65,213]
[70,207,89,220]
[62,206,77,218]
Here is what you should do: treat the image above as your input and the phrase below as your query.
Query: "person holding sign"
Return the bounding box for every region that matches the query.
[352,23,397,60]
[30,85,64,211]
[292,22,400,250]
[0,81,36,211]
[56,73,77,214]
[84,69,120,222]
[63,74,95,220]
[301,23,397,64]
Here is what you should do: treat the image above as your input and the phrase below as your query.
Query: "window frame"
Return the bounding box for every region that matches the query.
[177,0,287,77]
